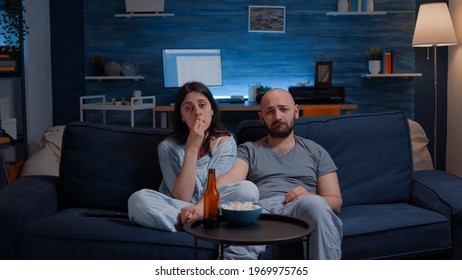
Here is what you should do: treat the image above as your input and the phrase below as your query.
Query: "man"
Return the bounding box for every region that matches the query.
[181,88,343,259]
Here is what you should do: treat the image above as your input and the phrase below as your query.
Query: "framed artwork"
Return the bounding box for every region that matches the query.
[315,61,333,87]
[248,6,286,33]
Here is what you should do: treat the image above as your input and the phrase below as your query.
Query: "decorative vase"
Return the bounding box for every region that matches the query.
[368,60,381,74]
[366,0,374,12]
[338,0,349,13]
[104,61,121,76]
[248,85,258,102]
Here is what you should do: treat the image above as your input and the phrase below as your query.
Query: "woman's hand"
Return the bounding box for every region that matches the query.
[186,118,206,154]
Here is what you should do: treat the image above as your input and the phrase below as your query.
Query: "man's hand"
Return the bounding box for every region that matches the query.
[284,186,310,204]
[180,204,203,224]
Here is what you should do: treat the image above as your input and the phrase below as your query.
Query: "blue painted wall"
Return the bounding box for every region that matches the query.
[82,0,417,118]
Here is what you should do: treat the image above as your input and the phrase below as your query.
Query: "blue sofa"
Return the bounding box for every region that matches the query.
[1,111,462,259]
[236,111,462,260]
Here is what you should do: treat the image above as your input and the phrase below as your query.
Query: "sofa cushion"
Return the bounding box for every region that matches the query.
[339,203,451,259]
[22,208,216,259]
[58,122,171,212]
[20,125,66,177]
[236,112,413,206]
[408,119,433,170]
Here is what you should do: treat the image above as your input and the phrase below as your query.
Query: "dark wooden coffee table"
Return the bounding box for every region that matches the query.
[183,213,310,259]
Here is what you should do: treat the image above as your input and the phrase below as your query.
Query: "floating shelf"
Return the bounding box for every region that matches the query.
[115,12,174,18]
[326,11,387,16]
[85,76,145,81]
[361,73,422,79]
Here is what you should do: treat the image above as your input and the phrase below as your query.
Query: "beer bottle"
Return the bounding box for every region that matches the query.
[203,168,220,229]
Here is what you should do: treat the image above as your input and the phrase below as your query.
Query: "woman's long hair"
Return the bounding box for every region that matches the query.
[171,81,230,156]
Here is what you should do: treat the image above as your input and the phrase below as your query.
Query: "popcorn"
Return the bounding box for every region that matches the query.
[221,201,259,211]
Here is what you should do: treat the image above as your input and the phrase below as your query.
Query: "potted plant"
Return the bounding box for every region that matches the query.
[255,84,272,102]
[91,55,105,76]
[367,47,382,75]
[0,0,28,69]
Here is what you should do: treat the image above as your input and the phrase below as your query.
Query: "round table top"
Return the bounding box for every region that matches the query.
[183,213,310,245]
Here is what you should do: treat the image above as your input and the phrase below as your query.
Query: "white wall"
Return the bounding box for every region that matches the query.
[447,0,462,176]
[23,0,53,155]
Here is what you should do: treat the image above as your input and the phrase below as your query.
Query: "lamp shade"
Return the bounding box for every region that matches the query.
[412,2,457,47]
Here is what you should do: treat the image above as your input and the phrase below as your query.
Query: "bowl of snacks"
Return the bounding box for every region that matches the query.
[220,201,262,226]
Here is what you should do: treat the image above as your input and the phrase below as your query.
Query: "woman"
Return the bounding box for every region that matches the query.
[128,82,257,232]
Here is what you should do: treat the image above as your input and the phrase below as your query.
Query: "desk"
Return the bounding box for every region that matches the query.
[154,101,357,128]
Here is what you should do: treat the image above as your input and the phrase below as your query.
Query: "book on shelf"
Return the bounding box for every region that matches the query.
[0,59,16,71]
[385,50,393,74]
[0,66,16,71]
[0,136,10,145]
[0,60,16,67]
[381,50,393,74]
[351,0,366,12]
[361,0,367,11]
[352,0,357,11]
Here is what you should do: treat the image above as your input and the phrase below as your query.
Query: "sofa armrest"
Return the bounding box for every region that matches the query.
[0,175,59,259]
[412,170,462,259]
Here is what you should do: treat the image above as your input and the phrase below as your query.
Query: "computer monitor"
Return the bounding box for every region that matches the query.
[162,49,223,88]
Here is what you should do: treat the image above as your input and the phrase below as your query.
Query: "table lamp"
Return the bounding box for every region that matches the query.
[412,2,457,170]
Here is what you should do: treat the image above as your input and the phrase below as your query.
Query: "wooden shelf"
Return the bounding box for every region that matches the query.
[114,12,174,18]
[361,73,422,79]
[326,11,387,16]
[85,76,145,81]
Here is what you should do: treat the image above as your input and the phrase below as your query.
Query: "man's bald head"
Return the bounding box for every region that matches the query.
[260,88,295,110]
[258,88,299,138]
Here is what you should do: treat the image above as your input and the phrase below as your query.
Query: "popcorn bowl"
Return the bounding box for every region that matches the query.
[220,201,262,226]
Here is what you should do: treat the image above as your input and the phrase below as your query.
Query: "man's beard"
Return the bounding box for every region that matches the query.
[263,117,295,138]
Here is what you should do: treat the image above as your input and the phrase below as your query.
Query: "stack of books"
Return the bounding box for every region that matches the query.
[0,54,16,72]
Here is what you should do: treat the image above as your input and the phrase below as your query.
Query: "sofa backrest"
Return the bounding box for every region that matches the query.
[58,122,171,212]
[235,112,413,207]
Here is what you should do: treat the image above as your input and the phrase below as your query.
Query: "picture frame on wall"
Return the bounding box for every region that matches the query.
[315,61,333,87]
[248,6,286,33]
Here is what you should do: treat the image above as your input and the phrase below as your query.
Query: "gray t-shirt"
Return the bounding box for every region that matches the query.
[237,135,337,200]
